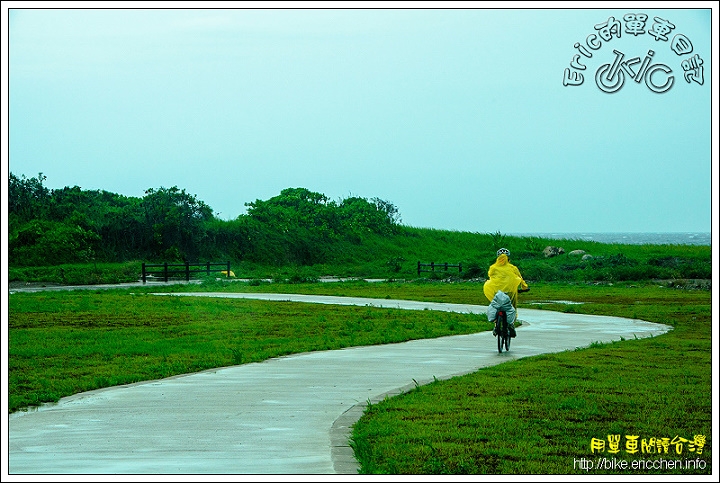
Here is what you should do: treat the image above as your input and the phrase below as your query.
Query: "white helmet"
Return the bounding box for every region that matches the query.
[496,248,510,257]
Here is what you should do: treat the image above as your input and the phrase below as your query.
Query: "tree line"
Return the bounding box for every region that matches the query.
[8,173,402,267]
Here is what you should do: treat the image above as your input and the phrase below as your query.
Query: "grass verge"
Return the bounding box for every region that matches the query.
[7,280,712,475]
[8,287,488,413]
[348,282,712,475]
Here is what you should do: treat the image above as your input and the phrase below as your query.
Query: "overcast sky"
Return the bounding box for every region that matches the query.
[4,3,717,234]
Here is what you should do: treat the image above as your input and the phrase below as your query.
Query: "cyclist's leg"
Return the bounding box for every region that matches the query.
[509,310,517,338]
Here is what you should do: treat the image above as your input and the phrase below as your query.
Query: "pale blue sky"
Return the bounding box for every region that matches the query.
[4,4,716,233]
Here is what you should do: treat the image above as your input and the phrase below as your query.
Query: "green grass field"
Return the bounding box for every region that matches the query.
[7,279,712,475]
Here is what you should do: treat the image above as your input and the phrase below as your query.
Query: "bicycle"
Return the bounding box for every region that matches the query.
[492,287,529,354]
[494,310,511,353]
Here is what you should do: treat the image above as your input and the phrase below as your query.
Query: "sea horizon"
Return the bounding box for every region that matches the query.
[509,232,711,246]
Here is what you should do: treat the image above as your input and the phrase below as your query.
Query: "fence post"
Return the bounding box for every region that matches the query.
[227,261,231,278]
[444,262,448,271]
[431,262,435,272]
[164,262,168,282]
[185,261,190,281]
[207,262,210,275]
[417,261,421,276]
[459,262,462,273]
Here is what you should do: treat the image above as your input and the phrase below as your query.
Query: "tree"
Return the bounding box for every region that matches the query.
[241,188,402,265]
[338,196,401,237]
[9,219,101,266]
[242,188,342,264]
[140,186,214,260]
[8,172,50,224]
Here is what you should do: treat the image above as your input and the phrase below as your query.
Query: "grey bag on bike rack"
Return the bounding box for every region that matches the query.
[486,290,516,322]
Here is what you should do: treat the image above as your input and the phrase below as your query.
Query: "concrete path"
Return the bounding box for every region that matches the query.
[8,292,671,475]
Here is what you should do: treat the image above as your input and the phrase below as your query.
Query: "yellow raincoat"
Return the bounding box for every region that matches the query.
[483,254,528,308]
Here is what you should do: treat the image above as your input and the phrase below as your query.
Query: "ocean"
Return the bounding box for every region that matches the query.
[511,233,712,246]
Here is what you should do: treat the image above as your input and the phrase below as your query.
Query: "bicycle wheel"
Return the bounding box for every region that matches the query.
[497,313,505,353]
[504,332,511,351]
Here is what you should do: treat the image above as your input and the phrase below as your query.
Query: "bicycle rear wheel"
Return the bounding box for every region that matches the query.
[497,313,506,353]
[504,332,511,351]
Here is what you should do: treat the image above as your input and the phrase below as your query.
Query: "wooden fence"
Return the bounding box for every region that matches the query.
[417,261,463,277]
[141,261,232,283]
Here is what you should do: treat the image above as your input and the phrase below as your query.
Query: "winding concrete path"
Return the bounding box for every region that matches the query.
[8,292,671,475]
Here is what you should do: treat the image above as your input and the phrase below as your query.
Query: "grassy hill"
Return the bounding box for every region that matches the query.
[8,228,712,287]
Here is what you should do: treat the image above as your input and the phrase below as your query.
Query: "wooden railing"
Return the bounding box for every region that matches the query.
[417,261,462,277]
[141,261,232,283]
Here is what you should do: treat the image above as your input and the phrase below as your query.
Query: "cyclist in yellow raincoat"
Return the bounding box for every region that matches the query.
[483,248,529,335]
